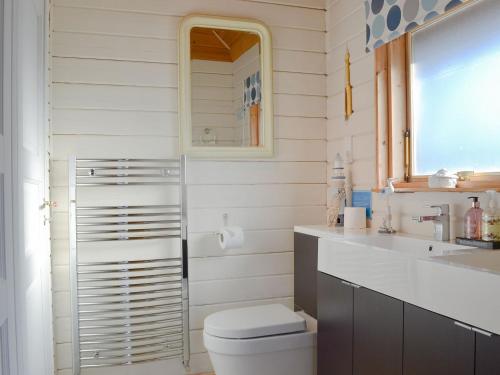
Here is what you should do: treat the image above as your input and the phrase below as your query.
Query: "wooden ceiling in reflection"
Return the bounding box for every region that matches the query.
[190,27,260,62]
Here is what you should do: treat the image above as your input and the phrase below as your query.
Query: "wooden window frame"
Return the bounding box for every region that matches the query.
[375,31,500,193]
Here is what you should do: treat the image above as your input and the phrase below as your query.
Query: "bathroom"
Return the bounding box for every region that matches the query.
[1,0,499,374]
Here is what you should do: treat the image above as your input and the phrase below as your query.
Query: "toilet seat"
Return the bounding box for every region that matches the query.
[204,328,315,356]
[204,304,307,339]
[203,304,315,356]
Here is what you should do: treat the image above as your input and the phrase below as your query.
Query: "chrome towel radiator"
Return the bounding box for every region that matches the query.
[68,157,189,373]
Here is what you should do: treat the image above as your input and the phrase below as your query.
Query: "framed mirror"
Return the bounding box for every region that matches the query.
[179,15,273,158]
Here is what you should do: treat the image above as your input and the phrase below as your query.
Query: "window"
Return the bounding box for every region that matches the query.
[409,0,500,176]
[375,0,500,191]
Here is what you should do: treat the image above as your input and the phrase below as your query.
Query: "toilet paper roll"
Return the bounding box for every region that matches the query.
[344,207,367,229]
[219,226,245,250]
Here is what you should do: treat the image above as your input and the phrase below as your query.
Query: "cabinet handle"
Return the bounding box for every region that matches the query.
[472,327,493,337]
[454,321,472,331]
[341,280,361,289]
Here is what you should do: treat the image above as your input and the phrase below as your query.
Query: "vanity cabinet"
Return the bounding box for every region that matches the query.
[403,303,475,375]
[475,331,500,375]
[317,272,353,375]
[353,286,403,375]
[294,233,318,318]
[318,273,403,375]
[318,271,500,375]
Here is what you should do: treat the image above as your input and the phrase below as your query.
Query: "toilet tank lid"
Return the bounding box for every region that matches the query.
[204,304,306,339]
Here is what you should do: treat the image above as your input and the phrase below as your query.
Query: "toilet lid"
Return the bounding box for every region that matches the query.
[204,304,306,339]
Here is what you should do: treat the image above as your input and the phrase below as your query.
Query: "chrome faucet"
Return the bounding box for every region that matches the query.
[412,204,450,242]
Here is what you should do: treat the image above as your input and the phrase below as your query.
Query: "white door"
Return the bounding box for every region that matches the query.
[0,2,18,374]
[12,0,53,374]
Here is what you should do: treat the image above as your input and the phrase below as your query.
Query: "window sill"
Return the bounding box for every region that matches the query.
[373,180,500,193]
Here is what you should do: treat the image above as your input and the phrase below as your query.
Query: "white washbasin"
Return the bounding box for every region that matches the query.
[318,234,500,335]
[342,234,474,258]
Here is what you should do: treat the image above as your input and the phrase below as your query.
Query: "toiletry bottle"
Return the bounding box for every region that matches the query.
[482,190,500,241]
[464,196,482,240]
[331,153,346,226]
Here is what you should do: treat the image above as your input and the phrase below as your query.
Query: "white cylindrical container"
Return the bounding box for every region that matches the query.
[344,207,367,229]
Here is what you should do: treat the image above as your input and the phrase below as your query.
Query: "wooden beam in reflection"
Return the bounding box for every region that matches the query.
[250,104,260,146]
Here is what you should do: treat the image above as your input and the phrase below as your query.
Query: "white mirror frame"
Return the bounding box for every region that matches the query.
[178,14,274,159]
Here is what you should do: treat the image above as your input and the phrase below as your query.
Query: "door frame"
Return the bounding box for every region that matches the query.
[1,0,18,373]
[9,0,53,373]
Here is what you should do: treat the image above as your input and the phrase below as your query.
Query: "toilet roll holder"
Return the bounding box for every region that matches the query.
[209,213,230,237]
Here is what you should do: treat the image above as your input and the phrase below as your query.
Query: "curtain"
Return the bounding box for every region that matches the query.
[243,71,261,108]
[365,0,469,51]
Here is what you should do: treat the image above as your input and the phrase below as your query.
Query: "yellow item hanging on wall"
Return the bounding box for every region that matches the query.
[344,47,353,120]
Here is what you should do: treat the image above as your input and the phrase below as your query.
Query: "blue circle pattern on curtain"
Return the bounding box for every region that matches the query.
[366,0,467,51]
[372,0,385,14]
[243,71,261,108]
[387,5,402,30]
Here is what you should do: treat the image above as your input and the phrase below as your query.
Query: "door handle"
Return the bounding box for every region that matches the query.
[40,200,57,209]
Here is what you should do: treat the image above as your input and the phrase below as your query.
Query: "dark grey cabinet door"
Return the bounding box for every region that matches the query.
[476,332,500,375]
[317,273,353,375]
[353,287,403,375]
[403,303,475,375]
[294,233,318,318]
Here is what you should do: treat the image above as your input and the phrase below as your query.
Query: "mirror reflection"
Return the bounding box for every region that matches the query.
[190,27,263,147]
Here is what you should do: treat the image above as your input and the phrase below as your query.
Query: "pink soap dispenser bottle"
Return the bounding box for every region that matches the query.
[464,196,483,240]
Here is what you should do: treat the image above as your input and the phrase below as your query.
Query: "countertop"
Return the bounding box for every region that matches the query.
[295,224,500,276]
[295,224,500,334]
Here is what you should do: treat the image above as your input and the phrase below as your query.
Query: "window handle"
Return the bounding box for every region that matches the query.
[404,129,410,181]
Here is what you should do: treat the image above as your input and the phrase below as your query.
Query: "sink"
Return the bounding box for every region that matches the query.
[317,234,477,298]
[342,234,474,258]
[317,233,500,336]
[437,251,500,274]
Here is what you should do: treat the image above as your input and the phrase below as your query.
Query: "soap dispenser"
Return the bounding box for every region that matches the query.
[464,196,482,240]
[482,190,500,241]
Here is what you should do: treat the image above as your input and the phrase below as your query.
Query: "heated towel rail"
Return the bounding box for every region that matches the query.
[69,157,189,373]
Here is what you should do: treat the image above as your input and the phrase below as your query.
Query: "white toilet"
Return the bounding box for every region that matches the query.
[203,304,316,375]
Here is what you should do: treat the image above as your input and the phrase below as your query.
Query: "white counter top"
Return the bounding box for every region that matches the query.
[294,225,372,239]
[295,225,500,335]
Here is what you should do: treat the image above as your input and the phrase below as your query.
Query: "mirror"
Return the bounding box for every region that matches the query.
[179,15,274,158]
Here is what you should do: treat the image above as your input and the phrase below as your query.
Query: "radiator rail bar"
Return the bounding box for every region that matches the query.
[69,157,189,374]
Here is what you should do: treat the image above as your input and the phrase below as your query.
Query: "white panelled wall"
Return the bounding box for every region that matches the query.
[49,0,327,374]
[325,0,489,238]
[191,60,234,146]
[49,0,490,373]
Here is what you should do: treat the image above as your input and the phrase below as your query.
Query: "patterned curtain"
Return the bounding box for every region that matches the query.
[243,71,261,108]
[365,0,469,51]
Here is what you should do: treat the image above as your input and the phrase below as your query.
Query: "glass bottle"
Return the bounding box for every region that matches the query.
[482,191,500,241]
[464,196,482,240]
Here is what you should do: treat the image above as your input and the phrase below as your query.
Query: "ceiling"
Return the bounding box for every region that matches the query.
[190,27,260,62]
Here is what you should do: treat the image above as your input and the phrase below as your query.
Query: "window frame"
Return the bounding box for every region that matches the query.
[375,3,500,193]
